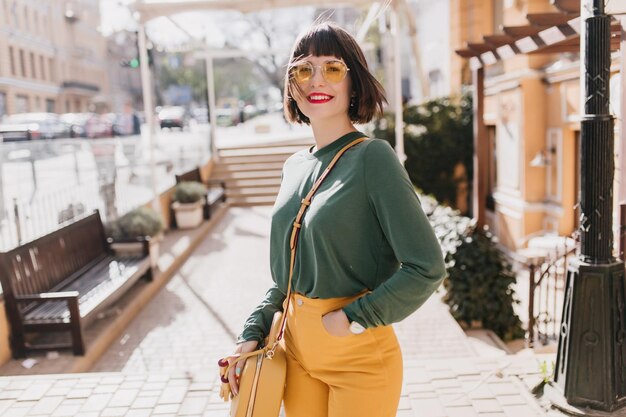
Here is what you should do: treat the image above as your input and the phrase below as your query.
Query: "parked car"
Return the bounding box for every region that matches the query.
[158,106,187,130]
[191,107,208,124]
[0,112,67,141]
[60,112,94,138]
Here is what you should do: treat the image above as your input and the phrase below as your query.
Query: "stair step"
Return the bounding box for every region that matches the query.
[222,178,282,188]
[212,171,282,180]
[218,138,313,151]
[228,196,277,206]
[213,162,285,173]
[217,154,292,164]
[226,186,280,198]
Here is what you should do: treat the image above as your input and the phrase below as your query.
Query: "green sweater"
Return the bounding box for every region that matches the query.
[238,131,446,343]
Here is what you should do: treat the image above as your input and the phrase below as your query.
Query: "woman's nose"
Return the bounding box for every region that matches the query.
[310,67,326,86]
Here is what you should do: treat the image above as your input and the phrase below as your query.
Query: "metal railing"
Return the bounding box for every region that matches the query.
[516,238,576,347]
[0,180,127,251]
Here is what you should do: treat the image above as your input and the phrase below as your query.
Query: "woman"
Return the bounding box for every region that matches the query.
[228,22,446,417]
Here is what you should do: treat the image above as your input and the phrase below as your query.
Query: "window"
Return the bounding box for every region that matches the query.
[35,96,40,110]
[8,46,15,75]
[486,126,498,211]
[428,69,445,98]
[30,52,36,79]
[0,92,6,118]
[48,57,55,82]
[39,55,45,80]
[23,5,28,31]
[11,1,18,29]
[46,99,55,113]
[33,10,38,35]
[19,49,25,77]
[493,0,504,33]
[15,94,28,113]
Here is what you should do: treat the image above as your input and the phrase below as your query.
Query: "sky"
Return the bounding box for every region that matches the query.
[98,0,315,51]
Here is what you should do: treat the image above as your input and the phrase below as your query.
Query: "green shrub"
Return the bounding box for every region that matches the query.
[172,181,206,204]
[420,194,524,341]
[107,206,164,239]
[372,93,473,212]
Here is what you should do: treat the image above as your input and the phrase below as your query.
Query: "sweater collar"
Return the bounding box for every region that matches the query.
[306,131,367,159]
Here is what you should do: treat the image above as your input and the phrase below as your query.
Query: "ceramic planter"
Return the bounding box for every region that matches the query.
[172,201,203,229]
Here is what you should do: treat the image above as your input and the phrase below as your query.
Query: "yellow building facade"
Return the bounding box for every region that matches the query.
[0,0,108,116]
[451,0,623,253]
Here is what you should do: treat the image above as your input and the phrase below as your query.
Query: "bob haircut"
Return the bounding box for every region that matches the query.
[284,22,387,125]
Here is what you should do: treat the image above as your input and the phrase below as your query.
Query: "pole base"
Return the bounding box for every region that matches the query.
[554,260,626,412]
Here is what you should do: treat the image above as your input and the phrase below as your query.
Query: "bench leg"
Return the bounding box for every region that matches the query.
[68,298,85,355]
[203,201,211,220]
[143,267,153,282]
[10,334,27,359]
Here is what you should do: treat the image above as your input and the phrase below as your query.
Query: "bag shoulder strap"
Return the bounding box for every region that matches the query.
[278,135,367,342]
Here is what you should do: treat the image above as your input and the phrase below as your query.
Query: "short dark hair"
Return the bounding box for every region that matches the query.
[283,22,387,125]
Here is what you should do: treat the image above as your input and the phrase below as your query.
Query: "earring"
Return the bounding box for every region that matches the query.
[350,96,356,108]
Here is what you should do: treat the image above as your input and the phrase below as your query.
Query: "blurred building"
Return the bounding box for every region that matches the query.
[451,0,622,252]
[0,0,108,117]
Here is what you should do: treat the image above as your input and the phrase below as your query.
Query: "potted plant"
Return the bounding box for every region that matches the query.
[171,181,206,229]
[106,206,164,268]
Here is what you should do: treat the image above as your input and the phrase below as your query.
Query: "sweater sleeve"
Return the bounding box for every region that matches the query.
[238,284,286,343]
[342,139,446,328]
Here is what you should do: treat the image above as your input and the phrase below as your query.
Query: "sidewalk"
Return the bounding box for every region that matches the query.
[0,205,558,416]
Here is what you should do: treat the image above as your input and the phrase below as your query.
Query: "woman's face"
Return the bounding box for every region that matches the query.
[291,55,352,124]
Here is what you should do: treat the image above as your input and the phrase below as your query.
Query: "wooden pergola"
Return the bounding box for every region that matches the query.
[454,0,626,239]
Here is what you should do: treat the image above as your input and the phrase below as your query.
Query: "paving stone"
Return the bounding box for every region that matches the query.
[502,404,541,417]
[496,395,528,406]
[157,386,187,404]
[153,403,180,414]
[444,406,479,417]
[125,409,152,417]
[178,396,209,415]
[409,398,446,417]
[472,398,503,413]
[50,404,82,417]
[66,388,92,399]
[100,407,128,417]
[28,396,64,416]
[80,393,113,412]
[130,396,159,409]
[108,389,139,407]
[17,383,52,401]
[489,382,523,396]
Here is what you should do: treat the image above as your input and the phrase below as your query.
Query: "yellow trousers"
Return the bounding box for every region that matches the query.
[283,293,403,417]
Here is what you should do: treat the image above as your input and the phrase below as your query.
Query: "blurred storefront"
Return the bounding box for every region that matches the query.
[451,0,624,254]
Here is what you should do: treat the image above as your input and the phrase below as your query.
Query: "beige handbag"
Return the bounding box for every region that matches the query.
[218,136,367,417]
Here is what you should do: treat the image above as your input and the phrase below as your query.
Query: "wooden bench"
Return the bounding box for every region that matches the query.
[174,167,226,221]
[0,211,152,357]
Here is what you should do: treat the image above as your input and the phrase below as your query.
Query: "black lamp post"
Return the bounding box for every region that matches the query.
[553,0,626,412]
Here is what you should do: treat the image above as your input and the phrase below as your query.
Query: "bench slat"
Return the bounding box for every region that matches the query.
[25,256,145,323]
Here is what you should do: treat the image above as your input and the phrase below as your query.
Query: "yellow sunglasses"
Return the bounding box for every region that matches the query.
[290,60,350,84]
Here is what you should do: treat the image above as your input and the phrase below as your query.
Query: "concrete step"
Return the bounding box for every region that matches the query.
[217,154,292,165]
[211,170,282,180]
[213,162,285,173]
[228,196,277,206]
[226,186,280,198]
[221,178,282,188]
[218,140,312,153]
[218,147,302,158]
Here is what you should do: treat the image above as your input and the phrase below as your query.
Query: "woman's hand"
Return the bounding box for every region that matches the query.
[228,340,258,396]
[321,309,352,337]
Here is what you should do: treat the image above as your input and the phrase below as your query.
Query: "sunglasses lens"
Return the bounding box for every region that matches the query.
[323,62,347,83]
[292,64,313,83]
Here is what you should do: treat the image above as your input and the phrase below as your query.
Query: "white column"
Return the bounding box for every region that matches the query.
[391,7,406,163]
[137,23,159,211]
[205,50,218,160]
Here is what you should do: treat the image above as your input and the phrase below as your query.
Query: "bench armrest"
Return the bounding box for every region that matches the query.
[15,291,79,302]
[107,236,151,244]
[107,236,151,256]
